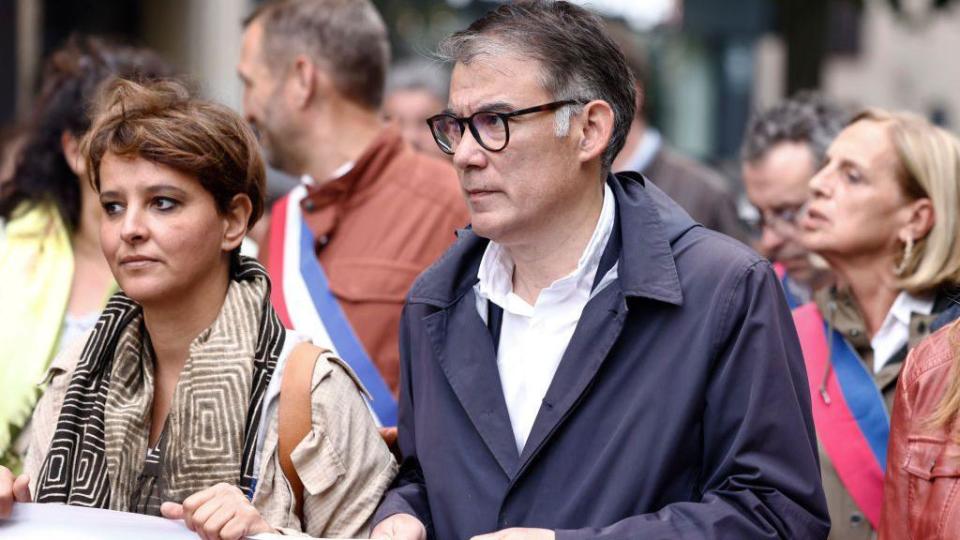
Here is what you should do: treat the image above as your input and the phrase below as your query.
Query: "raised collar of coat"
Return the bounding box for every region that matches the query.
[299,125,405,208]
[407,171,690,309]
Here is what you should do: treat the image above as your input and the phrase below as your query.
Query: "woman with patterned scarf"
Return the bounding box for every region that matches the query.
[0,78,397,539]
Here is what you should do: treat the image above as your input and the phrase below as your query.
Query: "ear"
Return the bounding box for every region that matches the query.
[60,131,86,177]
[289,54,318,109]
[900,197,935,243]
[575,100,615,166]
[222,194,254,252]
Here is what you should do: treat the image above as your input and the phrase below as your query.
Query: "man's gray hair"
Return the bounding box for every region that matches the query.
[386,59,450,104]
[437,0,636,175]
[245,0,390,109]
[741,92,849,165]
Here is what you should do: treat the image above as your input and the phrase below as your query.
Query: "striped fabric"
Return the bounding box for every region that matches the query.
[34,256,285,509]
[267,186,397,426]
[128,440,163,516]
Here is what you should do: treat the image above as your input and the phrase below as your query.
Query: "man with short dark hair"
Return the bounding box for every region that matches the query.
[238,0,468,421]
[741,93,845,306]
[371,2,829,539]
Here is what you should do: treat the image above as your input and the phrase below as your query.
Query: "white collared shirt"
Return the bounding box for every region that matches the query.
[474,183,618,453]
[300,161,355,185]
[870,291,934,373]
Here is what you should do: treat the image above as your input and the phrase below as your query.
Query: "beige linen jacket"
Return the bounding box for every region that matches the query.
[24,331,398,538]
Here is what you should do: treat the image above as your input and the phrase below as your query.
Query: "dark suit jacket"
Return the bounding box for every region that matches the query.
[374,172,829,539]
[643,145,751,244]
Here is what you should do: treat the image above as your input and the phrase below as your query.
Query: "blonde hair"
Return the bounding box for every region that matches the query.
[861,108,960,435]
[853,109,960,295]
[929,321,960,439]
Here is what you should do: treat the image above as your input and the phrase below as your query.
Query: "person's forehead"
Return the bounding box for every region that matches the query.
[239,20,270,72]
[100,154,192,187]
[448,55,548,113]
[832,119,894,167]
[762,142,816,186]
[385,89,443,111]
[743,143,815,207]
[240,20,261,56]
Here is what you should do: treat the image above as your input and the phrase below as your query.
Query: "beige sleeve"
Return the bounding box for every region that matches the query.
[24,330,88,494]
[291,353,398,538]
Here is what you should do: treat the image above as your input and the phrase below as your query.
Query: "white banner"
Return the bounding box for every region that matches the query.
[1,503,199,539]
[0,502,344,539]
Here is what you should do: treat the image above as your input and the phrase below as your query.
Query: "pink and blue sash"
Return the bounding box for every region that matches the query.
[267,185,398,426]
[792,302,888,528]
[773,263,803,310]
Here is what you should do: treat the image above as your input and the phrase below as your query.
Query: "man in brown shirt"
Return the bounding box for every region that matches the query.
[238,0,467,400]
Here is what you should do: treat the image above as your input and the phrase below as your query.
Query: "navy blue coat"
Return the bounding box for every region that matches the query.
[374,173,830,539]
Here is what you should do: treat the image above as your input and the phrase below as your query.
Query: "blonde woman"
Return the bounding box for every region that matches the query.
[793,109,960,539]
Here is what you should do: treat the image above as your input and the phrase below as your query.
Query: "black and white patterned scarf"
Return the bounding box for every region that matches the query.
[35,256,285,509]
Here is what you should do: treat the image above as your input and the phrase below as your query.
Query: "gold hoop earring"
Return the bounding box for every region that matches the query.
[895,236,914,276]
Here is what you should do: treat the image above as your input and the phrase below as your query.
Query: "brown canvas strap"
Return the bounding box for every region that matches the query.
[277,342,325,521]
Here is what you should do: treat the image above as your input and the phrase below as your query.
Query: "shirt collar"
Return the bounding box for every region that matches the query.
[300,161,355,186]
[408,172,687,308]
[476,182,616,309]
[299,127,404,203]
[890,290,935,326]
[870,290,935,372]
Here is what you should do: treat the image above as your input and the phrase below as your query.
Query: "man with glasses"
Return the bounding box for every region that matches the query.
[237,0,468,418]
[371,2,829,539]
[741,93,846,307]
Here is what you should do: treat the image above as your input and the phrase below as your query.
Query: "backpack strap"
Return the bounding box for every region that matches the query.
[278,342,326,521]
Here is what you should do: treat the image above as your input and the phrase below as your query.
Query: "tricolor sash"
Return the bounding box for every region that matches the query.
[267,185,398,427]
[792,302,888,528]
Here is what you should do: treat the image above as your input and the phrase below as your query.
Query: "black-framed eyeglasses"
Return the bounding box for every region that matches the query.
[426,99,587,155]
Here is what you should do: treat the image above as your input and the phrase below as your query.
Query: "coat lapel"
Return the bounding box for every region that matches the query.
[424,289,520,477]
[407,174,691,485]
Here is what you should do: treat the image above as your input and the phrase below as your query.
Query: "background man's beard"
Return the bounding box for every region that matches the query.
[262,133,299,175]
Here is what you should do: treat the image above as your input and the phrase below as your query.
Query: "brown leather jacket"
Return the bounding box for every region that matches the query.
[880,322,960,539]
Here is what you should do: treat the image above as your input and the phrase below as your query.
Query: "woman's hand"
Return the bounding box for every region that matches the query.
[0,466,31,519]
[160,482,275,540]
